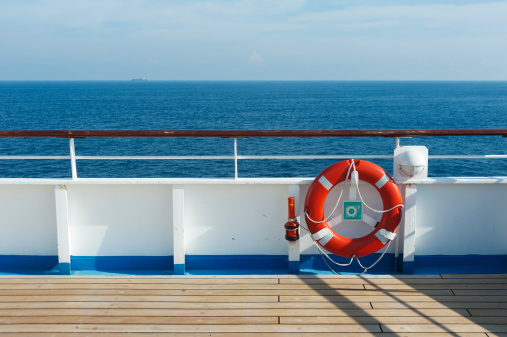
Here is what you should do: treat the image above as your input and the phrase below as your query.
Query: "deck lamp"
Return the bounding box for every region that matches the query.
[393,146,428,181]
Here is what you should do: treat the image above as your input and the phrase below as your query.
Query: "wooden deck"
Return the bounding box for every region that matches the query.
[0,274,506,336]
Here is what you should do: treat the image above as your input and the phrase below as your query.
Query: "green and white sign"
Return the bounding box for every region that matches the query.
[343,201,363,221]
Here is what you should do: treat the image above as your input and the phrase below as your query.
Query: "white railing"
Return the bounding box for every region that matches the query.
[0,129,505,179]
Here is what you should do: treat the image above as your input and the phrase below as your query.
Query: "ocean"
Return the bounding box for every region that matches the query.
[0,81,506,178]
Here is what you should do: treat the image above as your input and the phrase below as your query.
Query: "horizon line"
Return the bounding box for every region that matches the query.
[1,79,507,82]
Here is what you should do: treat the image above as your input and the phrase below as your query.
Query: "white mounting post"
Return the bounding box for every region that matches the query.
[55,185,71,275]
[288,185,300,274]
[394,213,400,272]
[403,184,417,274]
[173,185,185,275]
[349,169,358,200]
[69,138,77,179]
[234,138,238,179]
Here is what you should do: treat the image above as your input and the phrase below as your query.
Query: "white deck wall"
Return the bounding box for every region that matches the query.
[67,185,173,256]
[183,184,287,255]
[0,185,57,255]
[0,178,506,262]
[415,183,507,256]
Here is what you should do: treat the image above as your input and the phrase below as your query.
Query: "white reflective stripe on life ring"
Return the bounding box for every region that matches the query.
[319,231,334,246]
[318,175,333,190]
[312,228,329,240]
[311,227,334,246]
[375,173,389,189]
[375,228,396,244]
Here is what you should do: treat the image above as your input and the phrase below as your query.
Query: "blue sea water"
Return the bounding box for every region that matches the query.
[0,81,505,178]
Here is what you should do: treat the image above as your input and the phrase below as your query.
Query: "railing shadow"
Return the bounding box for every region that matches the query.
[292,273,503,336]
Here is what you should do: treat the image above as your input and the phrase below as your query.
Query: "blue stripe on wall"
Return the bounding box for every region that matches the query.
[300,253,400,274]
[70,256,174,271]
[414,255,507,274]
[185,255,288,270]
[1,254,506,275]
[0,255,58,271]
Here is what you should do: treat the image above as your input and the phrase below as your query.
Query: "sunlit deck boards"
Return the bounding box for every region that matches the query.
[0,274,506,336]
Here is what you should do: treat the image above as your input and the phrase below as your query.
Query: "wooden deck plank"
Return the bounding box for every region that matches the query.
[0,301,371,309]
[0,324,382,333]
[0,295,279,303]
[281,278,507,285]
[279,294,458,302]
[0,289,455,296]
[1,294,504,303]
[372,302,507,309]
[0,333,490,337]
[0,316,278,324]
[0,300,504,310]
[0,282,506,290]
[281,316,507,325]
[0,283,365,290]
[441,274,507,279]
[454,290,507,296]
[363,284,507,290]
[381,324,507,333]
[468,309,507,316]
[0,308,470,317]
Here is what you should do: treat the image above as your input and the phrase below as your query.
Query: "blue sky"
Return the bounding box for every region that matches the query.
[1,0,506,80]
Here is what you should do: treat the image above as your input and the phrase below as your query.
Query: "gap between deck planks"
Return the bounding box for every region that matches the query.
[0,274,505,335]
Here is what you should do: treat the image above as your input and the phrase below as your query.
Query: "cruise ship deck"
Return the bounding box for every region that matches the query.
[0,274,506,336]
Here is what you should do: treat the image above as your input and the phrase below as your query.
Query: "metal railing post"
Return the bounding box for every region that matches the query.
[69,138,77,179]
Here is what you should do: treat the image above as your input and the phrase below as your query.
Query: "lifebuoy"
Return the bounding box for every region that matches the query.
[304,160,403,258]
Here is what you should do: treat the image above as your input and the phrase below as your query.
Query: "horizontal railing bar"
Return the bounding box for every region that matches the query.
[0,156,71,160]
[429,155,507,159]
[0,129,506,138]
[76,156,235,160]
[237,155,394,159]
[0,155,505,160]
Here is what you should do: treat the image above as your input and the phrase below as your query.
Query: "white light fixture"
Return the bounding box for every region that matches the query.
[393,146,428,181]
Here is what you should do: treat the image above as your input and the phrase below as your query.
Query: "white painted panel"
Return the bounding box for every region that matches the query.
[416,184,507,255]
[68,185,173,256]
[183,184,287,255]
[0,185,57,255]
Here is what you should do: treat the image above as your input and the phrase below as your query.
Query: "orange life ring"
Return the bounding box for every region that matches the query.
[304,160,403,258]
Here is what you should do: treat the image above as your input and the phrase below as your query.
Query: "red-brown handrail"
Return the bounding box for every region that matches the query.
[0,129,506,138]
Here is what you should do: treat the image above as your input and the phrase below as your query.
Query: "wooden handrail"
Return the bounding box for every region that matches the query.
[0,129,506,138]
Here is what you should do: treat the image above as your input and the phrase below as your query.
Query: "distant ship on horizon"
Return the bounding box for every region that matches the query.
[131,77,148,82]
